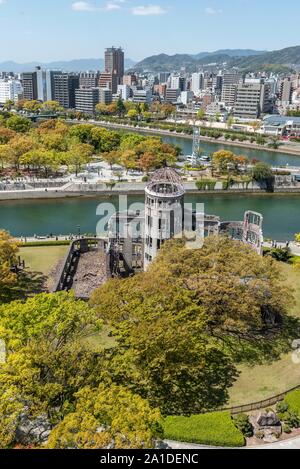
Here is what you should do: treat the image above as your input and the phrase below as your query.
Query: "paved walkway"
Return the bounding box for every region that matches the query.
[165,435,300,449]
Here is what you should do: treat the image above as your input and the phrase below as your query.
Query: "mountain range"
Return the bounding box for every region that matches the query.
[0,58,136,73]
[132,46,300,73]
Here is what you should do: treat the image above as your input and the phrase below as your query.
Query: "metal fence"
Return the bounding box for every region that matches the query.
[219,383,300,415]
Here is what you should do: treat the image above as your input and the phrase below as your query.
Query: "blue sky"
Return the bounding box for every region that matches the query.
[0,0,300,62]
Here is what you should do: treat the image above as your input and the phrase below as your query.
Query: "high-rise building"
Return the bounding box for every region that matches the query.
[279,78,293,106]
[21,72,38,100]
[53,73,80,109]
[99,72,118,94]
[191,73,204,95]
[123,74,137,86]
[234,80,271,119]
[170,74,186,91]
[0,79,23,104]
[133,89,152,104]
[105,47,124,84]
[117,84,131,101]
[75,88,100,114]
[165,88,180,104]
[79,72,100,89]
[99,88,112,105]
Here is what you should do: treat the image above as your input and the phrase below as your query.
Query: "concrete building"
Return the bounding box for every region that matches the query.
[234,81,272,119]
[144,168,185,269]
[105,47,124,84]
[262,115,300,137]
[191,73,204,95]
[170,74,186,91]
[21,72,38,101]
[99,88,112,105]
[279,78,293,106]
[123,74,137,86]
[99,72,118,94]
[165,88,180,104]
[117,84,131,101]
[133,89,152,104]
[0,78,23,104]
[79,72,100,89]
[180,91,194,106]
[221,84,237,107]
[75,88,99,114]
[52,73,80,109]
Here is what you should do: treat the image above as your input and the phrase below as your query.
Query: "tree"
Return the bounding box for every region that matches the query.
[126,109,138,121]
[90,237,293,415]
[42,101,63,114]
[116,97,126,116]
[8,135,36,170]
[0,127,17,145]
[197,108,206,120]
[0,230,18,303]
[212,150,236,173]
[47,384,162,449]
[252,162,274,182]
[67,143,93,176]
[0,292,103,448]
[0,145,12,170]
[6,115,32,133]
[91,128,120,153]
[68,124,94,144]
[226,116,234,129]
[102,151,120,170]
[120,150,138,173]
[295,233,300,244]
[139,152,160,173]
[23,100,42,114]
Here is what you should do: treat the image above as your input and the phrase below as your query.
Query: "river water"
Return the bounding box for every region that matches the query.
[161,134,300,168]
[0,193,299,241]
[0,134,300,240]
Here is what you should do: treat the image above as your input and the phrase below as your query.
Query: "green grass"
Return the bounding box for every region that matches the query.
[228,262,300,407]
[80,325,116,351]
[19,246,68,275]
[285,390,300,416]
[163,412,245,447]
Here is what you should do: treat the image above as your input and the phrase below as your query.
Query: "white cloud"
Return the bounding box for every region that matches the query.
[205,7,223,15]
[72,1,96,11]
[71,1,123,12]
[131,5,167,16]
[105,2,121,11]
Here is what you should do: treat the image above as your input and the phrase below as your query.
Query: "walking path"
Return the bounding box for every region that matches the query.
[165,435,300,449]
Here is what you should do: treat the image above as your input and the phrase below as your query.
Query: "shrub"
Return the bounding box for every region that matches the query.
[276,402,289,413]
[283,424,292,434]
[142,175,149,182]
[284,390,300,417]
[163,412,245,447]
[18,240,71,247]
[233,413,254,438]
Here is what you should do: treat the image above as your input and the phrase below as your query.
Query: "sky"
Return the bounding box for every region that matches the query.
[0,0,300,63]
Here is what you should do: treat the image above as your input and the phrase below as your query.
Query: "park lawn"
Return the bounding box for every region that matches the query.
[228,262,300,407]
[80,325,116,351]
[19,246,68,275]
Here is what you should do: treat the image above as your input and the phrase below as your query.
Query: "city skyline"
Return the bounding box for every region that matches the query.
[0,0,300,62]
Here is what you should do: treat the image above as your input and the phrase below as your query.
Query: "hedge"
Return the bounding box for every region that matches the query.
[163,411,245,447]
[284,390,300,416]
[18,240,71,247]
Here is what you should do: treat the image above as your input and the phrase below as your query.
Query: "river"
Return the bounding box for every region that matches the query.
[1,193,300,241]
[161,134,300,168]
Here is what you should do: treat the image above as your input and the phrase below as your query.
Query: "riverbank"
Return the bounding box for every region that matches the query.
[77,119,300,157]
[0,186,300,200]
[2,185,300,201]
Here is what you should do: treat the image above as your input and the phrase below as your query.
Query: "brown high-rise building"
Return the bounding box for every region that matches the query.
[104,47,124,84]
[99,72,118,94]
